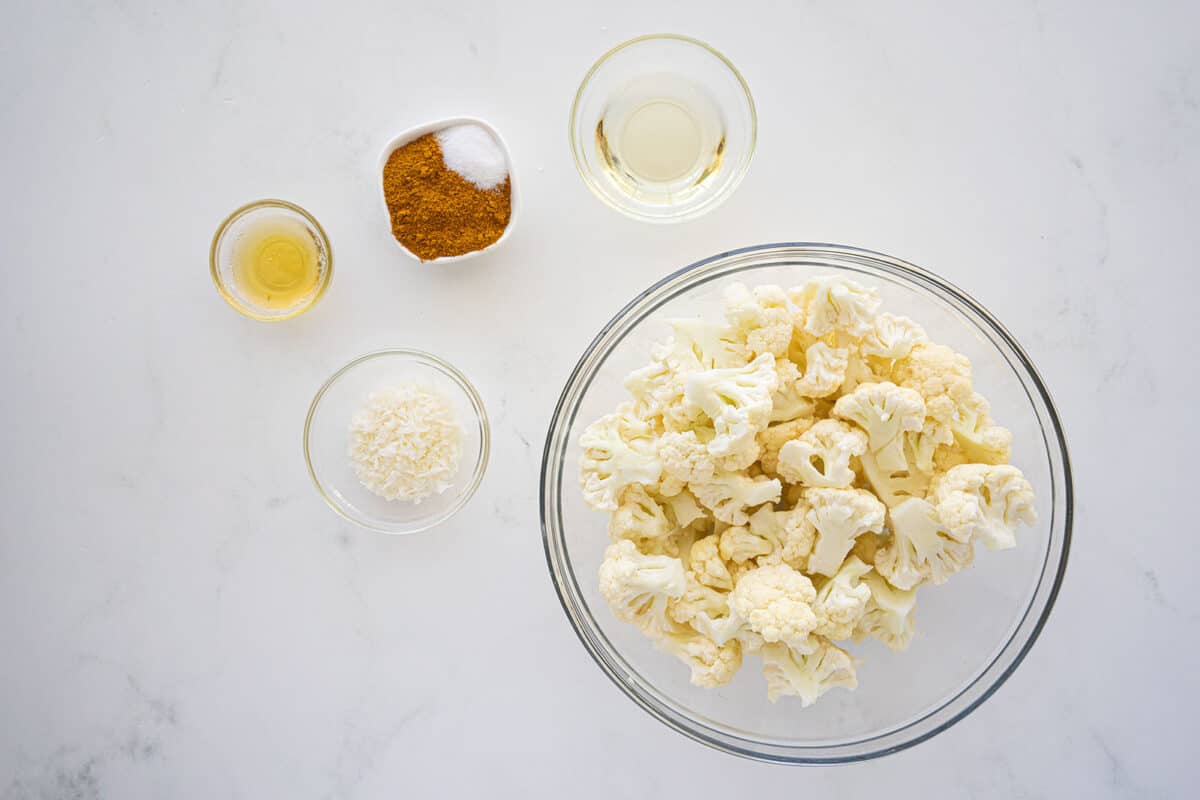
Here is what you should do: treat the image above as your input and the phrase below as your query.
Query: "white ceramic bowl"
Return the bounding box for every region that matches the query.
[377,117,518,264]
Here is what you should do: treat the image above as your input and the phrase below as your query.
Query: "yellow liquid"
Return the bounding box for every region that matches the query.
[594,77,727,204]
[232,216,321,310]
[619,101,702,181]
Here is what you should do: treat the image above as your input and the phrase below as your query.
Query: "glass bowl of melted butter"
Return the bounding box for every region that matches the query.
[210,199,333,321]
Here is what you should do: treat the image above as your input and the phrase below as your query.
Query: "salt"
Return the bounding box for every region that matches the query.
[434,124,509,190]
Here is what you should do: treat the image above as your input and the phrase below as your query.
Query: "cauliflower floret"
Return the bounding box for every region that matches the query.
[875,498,974,590]
[770,359,817,422]
[891,343,972,434]
[719,525,774,563]
[788,276,881,338]
[757,417,815,477]
[653,318,749,373]
[623,360,675,421]
[761,639,857,705]
[777,419,867,488]
[579,410,663,510]
[653,617,743,688]
[794,342,850,397]
[688,534,733,590]
[950,392,1013,465]
[859,450,932,508]
[668,577,743,645]
[691,471,783,525]
[683,353,778,458]
[659,487,707,528]
[729,564,819,650]
[860,313,928,361]
[749,505,816,570]
[813,556,873,640]
[716,438,763,473]
[598,540,687,625]
[854,570,916,651]
[805,487,887,576]
[657,430,717,484]
[833,382,926,472]
[723,283,794,358]
[932,464,1037,551]
[839,350,885,394]
[648,524,702,559]
[909,416,956,474]
[608,485,673,544]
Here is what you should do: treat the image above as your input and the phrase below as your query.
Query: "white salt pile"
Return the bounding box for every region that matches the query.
[434,124,509,190]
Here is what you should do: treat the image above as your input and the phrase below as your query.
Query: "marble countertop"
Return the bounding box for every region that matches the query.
[1,1,1195,797]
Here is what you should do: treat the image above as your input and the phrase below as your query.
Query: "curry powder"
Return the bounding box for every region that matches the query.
[382,134,511,261]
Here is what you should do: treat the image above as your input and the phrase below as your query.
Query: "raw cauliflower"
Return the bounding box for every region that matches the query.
[833,382,926,472]
[683,353,778,458]
[788,276,881,338]
[932,464,1036,551]
[805,487,887,577]
[723,283,795,358]
[874,498,974,590]
[777,419,867,488]
[813,556,873,640]
[598,540,687,625]
[581,275,1038,704]
[794,342,851,398]
[729,564,819,650]
[579,409,663,511]
[757,417,816,477]
[854,571,917,651]
[761,639,858,705]
[607,485,673,544]
[748,505,816,571]
[690,471,783,525]
[861,313,928,362]
[688,534,734,591]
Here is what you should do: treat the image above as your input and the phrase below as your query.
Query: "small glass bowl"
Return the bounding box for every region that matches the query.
[569,34,757,223]
[210,199,333,321]
[304,349,490,534]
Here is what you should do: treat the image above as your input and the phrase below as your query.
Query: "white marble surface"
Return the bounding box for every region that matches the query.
[0,0,1195,797]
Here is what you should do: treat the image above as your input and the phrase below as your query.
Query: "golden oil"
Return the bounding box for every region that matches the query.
[231,216,321,310]
[595,73,726,203]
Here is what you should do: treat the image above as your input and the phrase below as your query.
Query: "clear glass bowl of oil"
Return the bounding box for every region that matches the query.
[210,199,333,321]
[570,34,757,223]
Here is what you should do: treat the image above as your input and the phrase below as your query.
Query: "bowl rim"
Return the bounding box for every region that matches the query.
[304,347,491,534]
[209,198,334,322]
[540,242,1073,763]
[568,33,758,224]
[377,116,518,264]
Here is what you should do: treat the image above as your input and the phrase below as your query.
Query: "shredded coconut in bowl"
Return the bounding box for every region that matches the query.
[348,384,464,503]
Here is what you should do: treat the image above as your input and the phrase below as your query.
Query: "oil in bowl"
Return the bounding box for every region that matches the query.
[596,73,726,200]
[231,215,322,310]
[571,34,756,223]
[210,199,332,321]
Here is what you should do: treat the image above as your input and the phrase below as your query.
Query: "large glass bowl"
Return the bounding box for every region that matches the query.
[540,244,1072,763]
